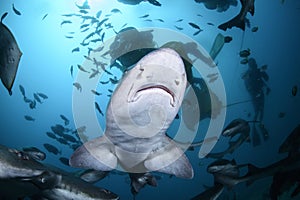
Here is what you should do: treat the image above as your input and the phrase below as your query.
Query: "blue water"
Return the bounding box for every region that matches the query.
[0,0,300,199]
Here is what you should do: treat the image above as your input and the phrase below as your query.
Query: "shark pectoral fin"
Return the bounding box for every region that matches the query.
[69,136,117,171]
[144,142,193,179]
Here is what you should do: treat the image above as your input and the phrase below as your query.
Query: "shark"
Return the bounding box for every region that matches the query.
[0,144,119,199]
[70,48,193,179]
[0,12,22,95]
[212,152,300,188]
[206,119,250,159]
[218,0,255,31]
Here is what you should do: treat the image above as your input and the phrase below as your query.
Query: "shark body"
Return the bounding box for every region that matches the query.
[70,48,193,179]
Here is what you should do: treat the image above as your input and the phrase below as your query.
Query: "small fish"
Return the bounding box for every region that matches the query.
[72,47,80,53]
[292,85,298,96]
[100,32,105,42]
[224,36,233,43]
[73,82,82,92]
[139,14,149,18]
[197,14,203,17]
[23,96,32,103]
[46,131,57,139]
[60,114,70,125]
[83,55,93,61]
[70,65,74,78]
[95,102,103,116]
[89,69,100,79]
[33,93,42,104]
[77,65,89,73]
[240,58,248,64]
[107,89,113,93]
[120,23,128,28]
[22,147,46,161]
[29,100,36,109]
[96,10,102,18]
[43,143,61,155]
[188,22,201,29]
[97,18,109,27]
[111,8,122,14]
[81,27,89,32]
[24,115,35,121]
[109,76,119,84]
[65,35,74,39]
[175,19,183,22]
[239,49,250,57]
[59,157,70,166]
[80,24,89,29]
[79,9,89,14]
[19,85,25,97]
[100,80,109,84]
[155,18,164,22]
[80,41,90,46]
[193,29,202,36]
[144,19,152,22]
[61,14,75,17]
[12,4,21,16]
[84,32,95,41]
[61,20,72,26]
[57,137,68,145]
[174,25,183,30]
[90,38,101,43]
[91,89,101,96]
[207,22,214,26]
[42,14,48,20]
[251,26,259,32]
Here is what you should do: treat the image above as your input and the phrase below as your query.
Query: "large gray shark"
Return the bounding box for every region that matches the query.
[0,12,22,95]
[70,48,193,179]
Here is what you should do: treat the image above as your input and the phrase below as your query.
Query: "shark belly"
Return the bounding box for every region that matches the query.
[70,48,193,179]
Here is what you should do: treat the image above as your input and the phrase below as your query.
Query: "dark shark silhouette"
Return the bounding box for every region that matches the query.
[0,12,22,95]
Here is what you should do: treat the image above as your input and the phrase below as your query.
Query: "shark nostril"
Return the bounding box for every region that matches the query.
[175,79,180,85]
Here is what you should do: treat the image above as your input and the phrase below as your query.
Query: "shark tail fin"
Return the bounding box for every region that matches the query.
[218,13,245,31]
[144,137,193,179]
[69,136,117,171]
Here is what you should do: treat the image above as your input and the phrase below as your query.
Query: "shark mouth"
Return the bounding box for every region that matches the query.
[130,84,175,106]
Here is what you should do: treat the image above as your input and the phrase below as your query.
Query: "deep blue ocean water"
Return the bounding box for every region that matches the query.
[0,0,300,199]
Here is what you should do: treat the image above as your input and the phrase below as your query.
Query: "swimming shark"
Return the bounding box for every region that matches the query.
[70,48,193,179]
[206,119,250,159]
[212,152,300,188]
[218,0,255,31]
[0,12,22,95]
[0,144,119,199]
[36,172,119,200]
